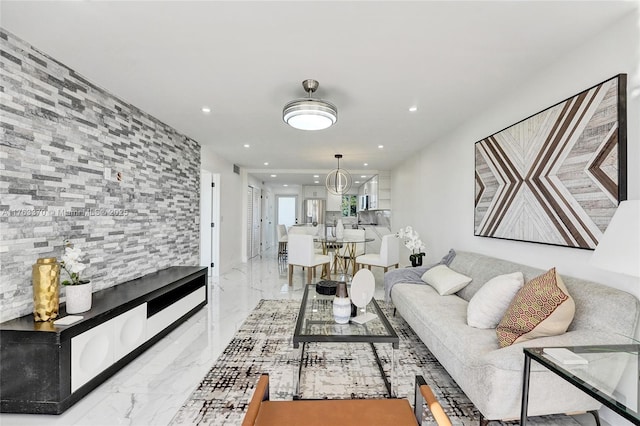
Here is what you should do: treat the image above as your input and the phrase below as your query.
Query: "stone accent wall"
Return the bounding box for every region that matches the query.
[0,29,201,321]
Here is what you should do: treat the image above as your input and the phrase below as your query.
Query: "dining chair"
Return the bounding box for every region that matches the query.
[287,234,331,285]
[313,224,325,254]
[335,228,365,275]
[277,224,288,261]
[287,226,305,234]
[355,234,399,273]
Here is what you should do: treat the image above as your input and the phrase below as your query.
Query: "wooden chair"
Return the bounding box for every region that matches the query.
[287,234,331,285]
[355,233,399,273]
[242,374,452,426]
[415,375,453,426]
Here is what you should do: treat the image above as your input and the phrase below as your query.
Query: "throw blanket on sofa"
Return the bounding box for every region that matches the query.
[384,249,456,302]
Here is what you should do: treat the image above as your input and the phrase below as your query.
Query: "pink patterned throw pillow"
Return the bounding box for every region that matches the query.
[496,268,575,348]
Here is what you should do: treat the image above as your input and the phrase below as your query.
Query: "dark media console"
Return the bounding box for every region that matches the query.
[0,266,207,414]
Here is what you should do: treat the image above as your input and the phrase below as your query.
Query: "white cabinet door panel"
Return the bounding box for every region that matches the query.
[71,319,115,392]
[113,303,147,361]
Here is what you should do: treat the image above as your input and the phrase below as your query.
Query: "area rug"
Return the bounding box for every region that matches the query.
[170,299,579,425]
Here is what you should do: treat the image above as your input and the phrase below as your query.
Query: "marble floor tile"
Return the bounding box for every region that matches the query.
[0,247,387,425]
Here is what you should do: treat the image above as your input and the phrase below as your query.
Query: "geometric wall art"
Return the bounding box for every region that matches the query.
[474,74,627,249]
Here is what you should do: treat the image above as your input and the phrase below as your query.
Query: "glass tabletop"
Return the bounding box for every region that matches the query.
[525,343,639,423]
[293,284,399,349]
[314,237,374,244]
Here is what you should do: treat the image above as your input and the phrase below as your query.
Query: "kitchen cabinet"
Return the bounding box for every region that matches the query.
[360,172,391,210]
[377,171,391,210]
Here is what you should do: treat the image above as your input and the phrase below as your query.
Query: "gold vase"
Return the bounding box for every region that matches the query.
[32,257,60,321]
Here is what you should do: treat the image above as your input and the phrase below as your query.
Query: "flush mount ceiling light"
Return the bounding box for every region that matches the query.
[326,154,352,195]
[283,79,337,131]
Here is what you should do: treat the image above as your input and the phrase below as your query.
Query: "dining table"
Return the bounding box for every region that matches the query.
[314,237,374,279]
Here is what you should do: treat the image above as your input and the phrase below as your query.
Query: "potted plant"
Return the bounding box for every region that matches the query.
[60,240,91,314]
[397,226,425,267]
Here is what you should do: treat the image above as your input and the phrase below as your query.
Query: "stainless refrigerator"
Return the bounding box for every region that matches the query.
[303,199,325,225]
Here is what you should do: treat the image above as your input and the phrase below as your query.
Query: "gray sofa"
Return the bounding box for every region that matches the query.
[390,251,639,421]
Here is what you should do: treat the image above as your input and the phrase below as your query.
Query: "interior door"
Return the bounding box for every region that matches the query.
[262,189,274,250]
[247,186,262,259]
[252,187,261,258]
[200,170,219,276]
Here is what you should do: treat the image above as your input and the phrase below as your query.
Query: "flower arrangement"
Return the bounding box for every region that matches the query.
[397,226,425,266]
[60,240,89,286]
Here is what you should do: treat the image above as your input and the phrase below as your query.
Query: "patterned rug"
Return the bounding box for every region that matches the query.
[170,299,580,425]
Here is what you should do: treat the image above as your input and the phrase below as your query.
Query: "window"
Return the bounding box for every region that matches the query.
[341,195,357,217]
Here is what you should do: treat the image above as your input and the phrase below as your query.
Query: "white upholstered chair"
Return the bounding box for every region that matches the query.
[287,234,331,285]
[277,224,288,261]
[355,234,399,273]
[287,225,305,235]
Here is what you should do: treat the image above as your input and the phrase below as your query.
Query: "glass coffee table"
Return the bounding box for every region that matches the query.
[521,343,639,425]
[293,283,399,398]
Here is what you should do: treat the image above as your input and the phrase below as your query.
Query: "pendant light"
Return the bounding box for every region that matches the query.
[326,154,352,195]
[283,79,338,131]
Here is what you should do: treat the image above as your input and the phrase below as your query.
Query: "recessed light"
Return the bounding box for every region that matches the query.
[264,162,269,166]
[378,145,384,149]
[243,144,250,148]
[270,174,277,178]
[363,163,368,166]
[313,175,319,178]
[201,106,211,114]
[355,181,360,184]
[361,175,367,178]
[409,106,418,112]
[283,184,288,187]
[314,180,319,184]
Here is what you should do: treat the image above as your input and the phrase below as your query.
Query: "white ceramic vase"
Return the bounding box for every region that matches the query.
[65,282,92,314]
[333,296,351,324]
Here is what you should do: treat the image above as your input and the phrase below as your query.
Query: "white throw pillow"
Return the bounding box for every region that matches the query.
[467,272,524,329]
[421,265,472,296]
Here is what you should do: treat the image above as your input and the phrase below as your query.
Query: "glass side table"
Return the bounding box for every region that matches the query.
[521,344,639,425]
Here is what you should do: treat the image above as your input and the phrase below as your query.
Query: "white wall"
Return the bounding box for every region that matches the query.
[391,12,639,425]
[393,10,638,285]
[201,145,244,274]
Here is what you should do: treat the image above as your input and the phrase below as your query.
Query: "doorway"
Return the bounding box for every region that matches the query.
[277,196,297,229]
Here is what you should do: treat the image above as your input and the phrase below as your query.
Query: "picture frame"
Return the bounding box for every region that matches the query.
[474,74,627,249]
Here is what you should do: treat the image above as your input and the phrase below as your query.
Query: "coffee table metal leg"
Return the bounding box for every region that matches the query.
[391,345,395,397]
[370,342,393,397]
[294,342,306,400]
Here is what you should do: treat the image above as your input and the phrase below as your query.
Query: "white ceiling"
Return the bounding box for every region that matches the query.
[1,1,635,187]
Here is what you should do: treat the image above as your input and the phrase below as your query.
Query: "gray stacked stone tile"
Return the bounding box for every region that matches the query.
[0,29,201,322]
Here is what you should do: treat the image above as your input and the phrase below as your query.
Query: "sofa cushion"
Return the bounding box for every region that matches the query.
[496,268,575,347]
[421,265,472,295]
[467,272,524,329]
